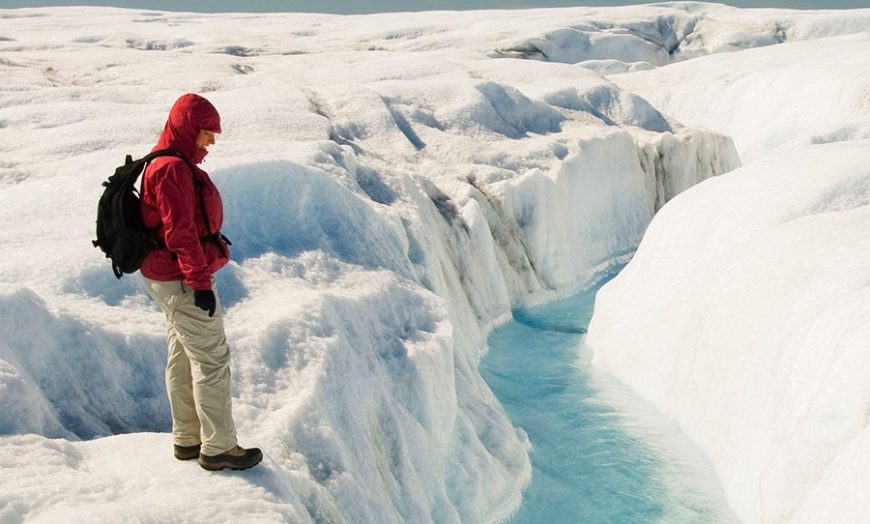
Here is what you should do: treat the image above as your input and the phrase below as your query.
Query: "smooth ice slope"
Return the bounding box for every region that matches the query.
[0,4,747,522]
[587,13,870,524]
[589,141,870,524]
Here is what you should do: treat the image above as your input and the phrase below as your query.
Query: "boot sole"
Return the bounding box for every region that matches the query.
[198,453,263,471]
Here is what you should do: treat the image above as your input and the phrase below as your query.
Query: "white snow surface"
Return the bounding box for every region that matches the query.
[610,31,870,162]
[587,6,870,524]
[0,2,863,523]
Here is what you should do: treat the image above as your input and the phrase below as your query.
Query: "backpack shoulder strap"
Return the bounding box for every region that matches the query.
[140,150,220,244]
[137,149,198,192]
[139,149,195,171]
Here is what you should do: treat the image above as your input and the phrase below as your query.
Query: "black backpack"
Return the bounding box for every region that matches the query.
[92,149,193,278]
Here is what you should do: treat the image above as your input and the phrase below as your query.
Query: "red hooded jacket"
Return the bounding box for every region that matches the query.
[139,94,229,290]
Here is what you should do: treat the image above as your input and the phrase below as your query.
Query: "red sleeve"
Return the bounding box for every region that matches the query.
[152,161,212,290]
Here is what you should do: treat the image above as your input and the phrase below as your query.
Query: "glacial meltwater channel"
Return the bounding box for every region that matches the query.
[480,269,737,524]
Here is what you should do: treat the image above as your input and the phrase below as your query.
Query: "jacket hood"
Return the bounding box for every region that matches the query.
[154,93,221,165]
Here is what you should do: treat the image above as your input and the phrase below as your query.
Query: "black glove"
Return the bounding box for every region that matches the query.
[194,289,217,318]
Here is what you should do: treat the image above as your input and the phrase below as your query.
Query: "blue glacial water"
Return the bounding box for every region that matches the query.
[480,269,737,524]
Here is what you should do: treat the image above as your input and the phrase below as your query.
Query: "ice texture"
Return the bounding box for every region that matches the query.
[2,2,866,522]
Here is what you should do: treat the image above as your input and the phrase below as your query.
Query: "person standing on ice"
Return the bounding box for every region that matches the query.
[140,93,262,471]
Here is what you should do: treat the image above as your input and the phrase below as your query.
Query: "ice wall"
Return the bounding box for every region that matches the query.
[587,142,870,524]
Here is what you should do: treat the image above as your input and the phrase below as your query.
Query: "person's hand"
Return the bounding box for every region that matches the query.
[194,289,216,317]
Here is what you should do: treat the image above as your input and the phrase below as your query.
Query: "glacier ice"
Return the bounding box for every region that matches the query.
[3,2,865,522]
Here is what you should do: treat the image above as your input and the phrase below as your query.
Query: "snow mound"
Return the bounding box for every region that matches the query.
[491,24,672,65]
[577,58,655,75]
[544,84,674,133]
[472,82,565,138]
[217,157,413,278]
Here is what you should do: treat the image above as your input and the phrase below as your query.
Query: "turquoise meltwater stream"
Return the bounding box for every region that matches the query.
[480,269,737,524]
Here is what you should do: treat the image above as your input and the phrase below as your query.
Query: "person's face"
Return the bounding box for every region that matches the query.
[195,129,217,152]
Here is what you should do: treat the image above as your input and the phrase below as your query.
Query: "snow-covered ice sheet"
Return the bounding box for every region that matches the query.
[610,31,870,162]
[0,433,312,523]
[1,2,865,522]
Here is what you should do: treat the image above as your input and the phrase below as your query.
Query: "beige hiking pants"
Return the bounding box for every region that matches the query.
[143,277,238,456]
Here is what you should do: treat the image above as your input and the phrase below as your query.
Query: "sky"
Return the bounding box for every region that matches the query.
[2,0,870,13]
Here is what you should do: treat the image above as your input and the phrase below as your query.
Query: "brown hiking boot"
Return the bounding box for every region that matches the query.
[198,445,263,471]
[174,443,201,461]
